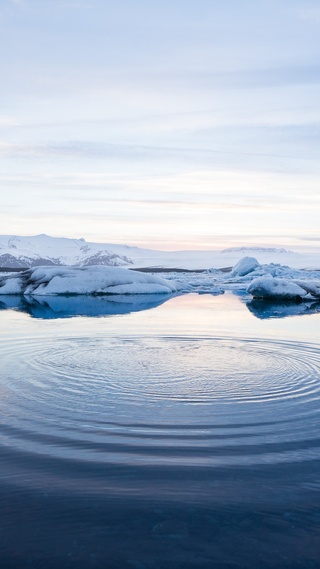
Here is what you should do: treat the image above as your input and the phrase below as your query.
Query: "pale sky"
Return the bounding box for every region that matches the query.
[1,0,320,250]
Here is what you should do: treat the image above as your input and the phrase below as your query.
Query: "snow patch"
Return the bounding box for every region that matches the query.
[221,247,293,255]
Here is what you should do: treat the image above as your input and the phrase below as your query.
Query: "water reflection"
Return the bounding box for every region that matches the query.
[2,292,320,321]
[1,293,320,568]
[247,298,320,320]
[0,294,170,319]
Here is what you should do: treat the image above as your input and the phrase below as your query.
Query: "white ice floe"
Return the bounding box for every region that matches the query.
[247,277,308,300]
[293,280,320,299]
[0,266,177,296]
[229,256,260,277]
[1,257,320,302]
[162,272,225,295]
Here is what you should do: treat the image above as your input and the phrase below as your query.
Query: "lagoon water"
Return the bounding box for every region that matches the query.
[0,292,320,568]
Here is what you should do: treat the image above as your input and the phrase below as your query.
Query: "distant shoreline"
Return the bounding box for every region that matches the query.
[130,267,206,273]
[0,266,233,274]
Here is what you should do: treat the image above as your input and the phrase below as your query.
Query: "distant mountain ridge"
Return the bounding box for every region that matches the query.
[0,234,133,268]
[0,234,315,271]
[221,247,294,254]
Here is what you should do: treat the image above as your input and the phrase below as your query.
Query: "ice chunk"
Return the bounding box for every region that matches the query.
[294,280,320,298]
[230,257,260,277]
[0,266,177,296]
[0,274,23,294]
[247,276,308,300]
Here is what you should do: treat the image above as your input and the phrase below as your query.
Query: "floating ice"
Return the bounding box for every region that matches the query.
[247,277,308,300]
[230,256,260,277]
[2,257,320,304]
[294,280,320,299]
[0,266,177,296]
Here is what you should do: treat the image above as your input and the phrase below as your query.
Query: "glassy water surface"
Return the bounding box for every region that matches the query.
[0,292,320,568]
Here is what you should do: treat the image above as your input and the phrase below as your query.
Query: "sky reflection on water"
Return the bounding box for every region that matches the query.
[1,290,320,331]
[0,293,320,568]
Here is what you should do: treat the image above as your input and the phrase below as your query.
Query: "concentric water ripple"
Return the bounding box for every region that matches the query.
[1,333,320,468]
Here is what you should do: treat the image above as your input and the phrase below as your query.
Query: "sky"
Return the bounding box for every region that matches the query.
[1,0,320,250]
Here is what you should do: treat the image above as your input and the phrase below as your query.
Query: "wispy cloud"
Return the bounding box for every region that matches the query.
[1,0,320,248]
[1,136,318,170]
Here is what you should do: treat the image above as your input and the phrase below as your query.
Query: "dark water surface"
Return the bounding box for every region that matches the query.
[0,293,320,568]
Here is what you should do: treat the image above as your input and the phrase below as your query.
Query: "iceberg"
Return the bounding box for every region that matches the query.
[229,256,260,277]
[0,266,177,296]
[294,280,320,299]
[247,276,308,301]
[1,256,320,303]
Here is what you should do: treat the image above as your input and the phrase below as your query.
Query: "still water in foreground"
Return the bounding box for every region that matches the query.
[0,292,320,568]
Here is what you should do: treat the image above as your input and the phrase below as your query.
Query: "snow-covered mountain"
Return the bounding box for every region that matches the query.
[0,234,133,268]
[0,234,318,270]
[221,247,294,255]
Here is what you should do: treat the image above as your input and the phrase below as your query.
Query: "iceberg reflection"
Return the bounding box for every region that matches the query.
[0,294,171,319]
[2,292,320,321]
[246,298,320,320]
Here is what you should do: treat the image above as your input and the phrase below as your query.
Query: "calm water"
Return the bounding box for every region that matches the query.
[0,292,320,568]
